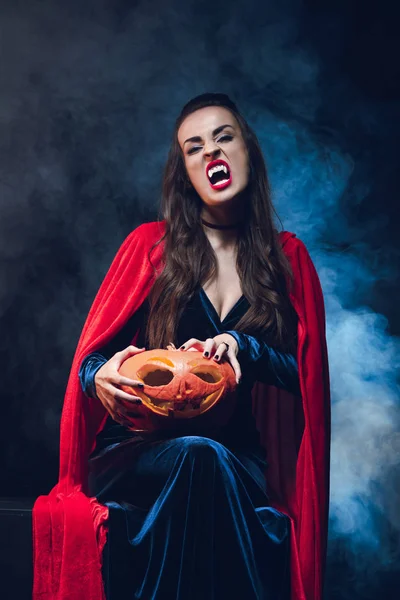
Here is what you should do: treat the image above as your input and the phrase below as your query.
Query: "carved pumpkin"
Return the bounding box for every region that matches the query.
[119,349,237,432]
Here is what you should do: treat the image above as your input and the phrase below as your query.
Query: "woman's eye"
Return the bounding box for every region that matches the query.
[217,135,233,143]
[187,146,201,155]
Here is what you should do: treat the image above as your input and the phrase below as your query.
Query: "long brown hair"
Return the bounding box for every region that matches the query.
[146,93,298,352]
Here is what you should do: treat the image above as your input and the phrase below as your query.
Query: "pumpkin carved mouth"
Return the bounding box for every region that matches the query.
[137,364,225,413]
[119,349,237,431]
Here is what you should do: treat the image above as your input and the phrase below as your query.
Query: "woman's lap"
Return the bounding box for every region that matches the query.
[90,435,267,506]
[89,435,290,599]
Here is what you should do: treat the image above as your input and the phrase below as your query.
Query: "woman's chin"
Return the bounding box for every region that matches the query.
[200,185,249,208]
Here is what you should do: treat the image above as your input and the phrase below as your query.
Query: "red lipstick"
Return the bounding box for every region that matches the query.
[206,159,232,190]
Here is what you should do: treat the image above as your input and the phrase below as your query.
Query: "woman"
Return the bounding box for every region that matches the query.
[33,93,330,600]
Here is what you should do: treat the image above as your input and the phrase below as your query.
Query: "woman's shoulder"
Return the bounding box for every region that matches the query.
[123,220,166,246]
[278,230,305,253]
[278,230,297,248]
[278,230,315,266]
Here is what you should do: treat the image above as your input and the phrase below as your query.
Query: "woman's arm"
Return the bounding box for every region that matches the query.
[224,330,300,396]
[79,353,108,399]
[79,303,147,398]
[179,331,300,395]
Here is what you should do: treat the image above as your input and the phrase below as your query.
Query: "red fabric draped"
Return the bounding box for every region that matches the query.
[33,221,330,600]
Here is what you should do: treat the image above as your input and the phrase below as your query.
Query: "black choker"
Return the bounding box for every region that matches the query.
[201,218,240,230]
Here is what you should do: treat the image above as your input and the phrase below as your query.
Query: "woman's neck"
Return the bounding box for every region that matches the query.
[200,205,244,249]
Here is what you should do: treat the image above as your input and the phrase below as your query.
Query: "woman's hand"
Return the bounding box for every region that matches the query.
[94,345,146,427]
[178,334,241,384]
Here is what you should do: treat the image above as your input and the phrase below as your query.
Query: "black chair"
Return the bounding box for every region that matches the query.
[0,498,114,600]
[0,499,35,600]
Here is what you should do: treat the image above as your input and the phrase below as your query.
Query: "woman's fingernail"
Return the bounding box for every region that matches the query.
[179,345,185,351]
[214,355,220,361]
[204,351,209,357]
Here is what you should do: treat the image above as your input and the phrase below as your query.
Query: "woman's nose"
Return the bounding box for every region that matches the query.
[204,143,221,159]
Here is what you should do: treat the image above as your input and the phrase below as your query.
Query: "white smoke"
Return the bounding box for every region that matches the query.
[262,114,400,565]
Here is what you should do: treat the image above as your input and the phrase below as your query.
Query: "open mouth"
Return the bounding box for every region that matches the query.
[145,389,223,416]
[206,159,232,190]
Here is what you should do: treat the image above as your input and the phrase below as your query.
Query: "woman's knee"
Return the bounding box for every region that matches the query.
[177,435,230,463]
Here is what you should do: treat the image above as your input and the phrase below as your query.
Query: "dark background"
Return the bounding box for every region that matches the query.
[1,0,399,598]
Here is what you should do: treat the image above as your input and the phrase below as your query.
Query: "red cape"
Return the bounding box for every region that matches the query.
[33,221,330,600]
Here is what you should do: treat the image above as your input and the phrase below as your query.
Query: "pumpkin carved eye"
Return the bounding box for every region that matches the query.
[192,368,222,384]
[139,368,174,386]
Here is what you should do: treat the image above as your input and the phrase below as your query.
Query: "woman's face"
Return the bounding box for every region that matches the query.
[177,106,250,208]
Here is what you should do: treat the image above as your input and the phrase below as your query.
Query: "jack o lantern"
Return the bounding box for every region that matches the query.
[119,349,237,432]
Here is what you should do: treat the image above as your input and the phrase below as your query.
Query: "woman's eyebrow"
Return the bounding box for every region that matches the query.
[183,124,235,146]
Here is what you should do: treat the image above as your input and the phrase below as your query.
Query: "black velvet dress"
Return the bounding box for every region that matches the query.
[80,289,299,600]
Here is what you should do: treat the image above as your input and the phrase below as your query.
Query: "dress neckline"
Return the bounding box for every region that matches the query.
[200,288,246,325]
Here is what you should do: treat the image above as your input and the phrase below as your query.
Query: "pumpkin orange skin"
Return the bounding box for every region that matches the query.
[119,349,237,432]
